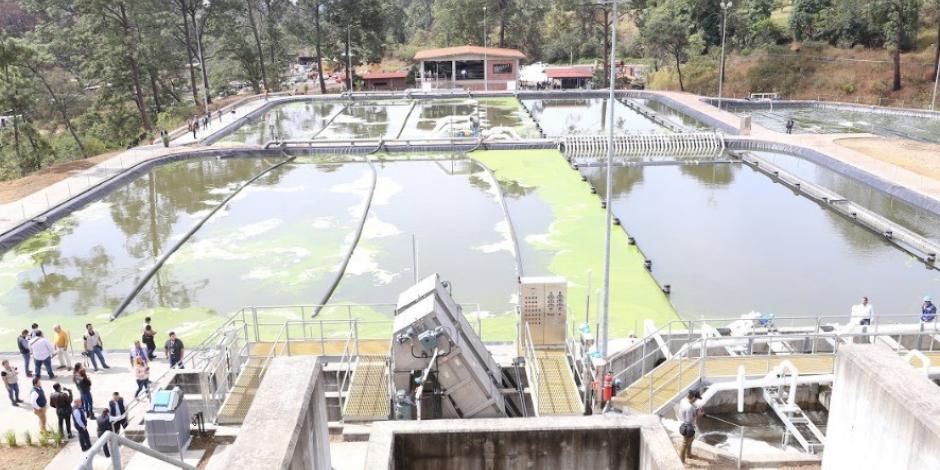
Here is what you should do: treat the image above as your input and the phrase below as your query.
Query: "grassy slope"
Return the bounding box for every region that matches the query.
[474,149,679,339]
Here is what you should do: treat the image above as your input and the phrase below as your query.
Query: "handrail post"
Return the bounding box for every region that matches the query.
[648,374,654,413]
[252,307,260,342]
[111,433,122,470]
[286,323,292,357]
[319,322,325,355]
[355,320,360,356]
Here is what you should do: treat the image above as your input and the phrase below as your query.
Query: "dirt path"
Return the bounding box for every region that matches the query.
[0,151,120,203]
[833,137,940,182]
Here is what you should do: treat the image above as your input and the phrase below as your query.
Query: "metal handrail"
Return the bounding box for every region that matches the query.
[77,431,196,470]
[337,335,356,413]
[522,322,542,415]
[610,314,940,383]
[626,327,940,413]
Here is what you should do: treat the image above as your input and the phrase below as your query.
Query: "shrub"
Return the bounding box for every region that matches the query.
[37,430,50,447]
[4,429,16,447]
[52,430,64,447]
[22,430,32,446]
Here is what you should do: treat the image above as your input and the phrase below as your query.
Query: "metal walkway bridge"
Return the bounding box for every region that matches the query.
[611,329,940,415]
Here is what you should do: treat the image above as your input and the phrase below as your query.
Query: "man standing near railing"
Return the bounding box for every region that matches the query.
[17,330,32,378]
[678,389,704,464]
[73,398,91,451]
[850,296,874,326]
[165,332,185,369]
[922,296,937,323]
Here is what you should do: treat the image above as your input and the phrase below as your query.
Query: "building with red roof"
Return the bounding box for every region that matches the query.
[414,45,525,91]
[361,71,409,91]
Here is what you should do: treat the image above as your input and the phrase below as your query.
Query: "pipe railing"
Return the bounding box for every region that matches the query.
[621,328,940,414]
[77,431,196,470]
[522,322,542,416]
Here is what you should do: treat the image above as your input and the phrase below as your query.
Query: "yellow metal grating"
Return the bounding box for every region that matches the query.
[217,357,267,424]
[535,349,583,416]
[343,355,390,422]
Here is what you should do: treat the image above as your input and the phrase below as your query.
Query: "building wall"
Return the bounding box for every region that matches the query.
[822,344,940,470]
[364,77,407,91]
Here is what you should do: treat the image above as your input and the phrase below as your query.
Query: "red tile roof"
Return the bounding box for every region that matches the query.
[414,46,526,61]
[362,71,409,80]
[545,67,594,79]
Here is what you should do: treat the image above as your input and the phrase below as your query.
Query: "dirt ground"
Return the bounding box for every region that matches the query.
[834,137,940,182]
[0,151,119,203]
[0,444,60,470]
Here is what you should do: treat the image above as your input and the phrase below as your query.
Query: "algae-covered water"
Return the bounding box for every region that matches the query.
[398,97,541,139]
[584,162,940,320]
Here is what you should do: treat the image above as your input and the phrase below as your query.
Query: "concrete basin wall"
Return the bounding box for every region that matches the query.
[365,415,683,470]
[823,344,940,469]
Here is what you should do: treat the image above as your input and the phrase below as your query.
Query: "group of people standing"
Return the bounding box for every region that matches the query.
[2,317,187,455]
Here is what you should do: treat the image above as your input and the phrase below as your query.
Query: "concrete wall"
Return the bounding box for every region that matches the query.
[823,344,940,470]
[223,356,330,470]
[364,415,684,470]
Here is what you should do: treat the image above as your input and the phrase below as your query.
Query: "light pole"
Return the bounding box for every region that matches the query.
[483,6,488,92]
[718,1,732,110]
[600,0,618,360]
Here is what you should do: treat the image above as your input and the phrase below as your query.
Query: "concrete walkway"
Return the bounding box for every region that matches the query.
[650,91,940,204]
[0,351,172,469]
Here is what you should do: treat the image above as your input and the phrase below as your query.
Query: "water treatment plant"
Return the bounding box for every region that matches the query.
[2,88,940,470]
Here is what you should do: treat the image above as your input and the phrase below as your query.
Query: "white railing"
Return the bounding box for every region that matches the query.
[564,132,725,159]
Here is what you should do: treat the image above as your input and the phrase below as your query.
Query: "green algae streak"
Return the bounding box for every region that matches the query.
[473,149,679,338]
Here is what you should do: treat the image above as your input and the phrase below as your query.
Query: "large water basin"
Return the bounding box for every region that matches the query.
[583,162,939,320]
[724,104,940,143]
[522,98,666,136]
[398,97,541,139]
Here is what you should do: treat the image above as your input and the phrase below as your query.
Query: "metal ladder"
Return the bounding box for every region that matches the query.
[762,386,826,454]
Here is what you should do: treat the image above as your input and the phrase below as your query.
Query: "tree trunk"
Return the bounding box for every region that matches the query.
[675,50,685,91]
[119,4,153,131]
[315,2,327,95]
[345,25,353,91]
[28,65,86,157]
[192,11,212,104]
[179,0,200,105]
[933,20,940,82]
[11,112,22,167]
[148,66,162,114]
[893,4,903,91]
[245,0,269,92]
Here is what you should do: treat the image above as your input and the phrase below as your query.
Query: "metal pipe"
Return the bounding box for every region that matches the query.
[600,0,618,360]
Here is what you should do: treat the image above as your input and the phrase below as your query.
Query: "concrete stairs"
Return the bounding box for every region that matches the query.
[216,357,266,425]
[342,356,389,422]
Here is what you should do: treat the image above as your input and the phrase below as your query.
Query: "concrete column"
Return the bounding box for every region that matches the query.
[452,60,456,88]
[419,61,425,85]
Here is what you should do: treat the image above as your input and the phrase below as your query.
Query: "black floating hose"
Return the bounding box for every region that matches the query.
[473,158,524,278]
[312,153,379,316]
[110,155,297,321]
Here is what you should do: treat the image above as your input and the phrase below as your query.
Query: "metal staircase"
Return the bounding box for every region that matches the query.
[531,349,583,416]
[762,386,826,454]
[216,357,266,425]
[342,355,390,422]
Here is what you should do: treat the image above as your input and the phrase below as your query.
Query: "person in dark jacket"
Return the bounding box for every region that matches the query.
[73,364,94,418]
[108,392,127,434]
[72,399,91,451]
[50,383,74,438]
[17,330,32,377]
[96,408,111,457]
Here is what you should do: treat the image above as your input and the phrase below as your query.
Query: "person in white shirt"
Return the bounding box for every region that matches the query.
[850,296,874,326]
[678,389,704,463]
[29,330,56,379]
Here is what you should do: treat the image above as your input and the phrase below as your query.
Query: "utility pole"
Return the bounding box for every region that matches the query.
[718,1,732,110]
[484,5,488,92]
[600,0,618,359]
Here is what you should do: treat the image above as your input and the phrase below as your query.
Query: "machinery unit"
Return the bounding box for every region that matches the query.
[392,274,506,419]
[519,276,568,351]
[145,387,192,454]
